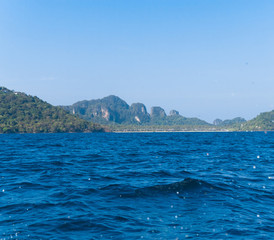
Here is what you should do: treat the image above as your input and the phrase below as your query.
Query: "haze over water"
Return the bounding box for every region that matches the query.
[0,132,273,239]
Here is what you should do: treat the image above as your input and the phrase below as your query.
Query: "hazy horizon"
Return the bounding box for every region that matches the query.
[0,86,268,124]
[1,0,273,122]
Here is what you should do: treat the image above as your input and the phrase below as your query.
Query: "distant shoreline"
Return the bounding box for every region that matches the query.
[111,130,272,133]
[0,130,272,134]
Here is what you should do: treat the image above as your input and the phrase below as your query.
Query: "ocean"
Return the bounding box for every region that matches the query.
[0,132,273,239]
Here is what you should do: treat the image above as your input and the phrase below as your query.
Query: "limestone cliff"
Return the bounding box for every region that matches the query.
[69,95,130,124]
[169,110,179,116]
[150,107,166,119]
[63,95,211,126]
[130,103,150,123]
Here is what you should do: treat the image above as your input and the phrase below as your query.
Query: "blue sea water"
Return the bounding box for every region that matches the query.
[0,132,273,239]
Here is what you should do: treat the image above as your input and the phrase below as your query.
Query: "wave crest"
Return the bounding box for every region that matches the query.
[135,178,213,196]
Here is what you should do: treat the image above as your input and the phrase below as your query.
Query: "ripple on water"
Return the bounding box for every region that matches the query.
[0,132,273,239]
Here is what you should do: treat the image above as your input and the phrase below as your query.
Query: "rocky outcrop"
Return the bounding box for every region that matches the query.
[70,95,130,124]
[169,110,180,116]
[130,103,150,123]
[213,119,223,126]
[150,107,166,118]
[63,95,212,126]
[213,117,246,126]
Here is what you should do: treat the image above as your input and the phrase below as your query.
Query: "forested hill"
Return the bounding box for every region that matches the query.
[0,87,105,133]
[241,110,274,131]
[63,95,274,131]
[1,87,272,133]
[63,95,210,126]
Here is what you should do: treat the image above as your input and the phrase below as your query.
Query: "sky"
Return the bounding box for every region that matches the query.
[0,0,273,122]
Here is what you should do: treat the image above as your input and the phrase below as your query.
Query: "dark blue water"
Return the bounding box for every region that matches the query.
[0,132,273,239]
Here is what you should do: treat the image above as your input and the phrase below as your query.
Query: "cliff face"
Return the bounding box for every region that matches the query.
[64,95,273,129]
[213,119,223,126]
[70,95,130,124]
[150,107,166,119]
[169,110,179,116]
[63,95,211,126]
[130,103,150,123]
[68,96,152,124]
[213,117,246,126]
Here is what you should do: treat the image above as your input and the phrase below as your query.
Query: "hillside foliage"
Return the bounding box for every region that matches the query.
[64,95,210,126]
[241,110,274,131]
[63,95,273,131]
[0,87,104,133]
[1,87,272,133]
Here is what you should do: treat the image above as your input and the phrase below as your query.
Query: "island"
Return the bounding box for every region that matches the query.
[1,87,273,133]
[0,87,105,133]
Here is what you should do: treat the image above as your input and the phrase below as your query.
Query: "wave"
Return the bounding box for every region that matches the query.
[99,178,220,198]
[135,178,215,196]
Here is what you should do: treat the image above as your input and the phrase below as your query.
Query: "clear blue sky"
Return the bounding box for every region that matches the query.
[0,0,273,122]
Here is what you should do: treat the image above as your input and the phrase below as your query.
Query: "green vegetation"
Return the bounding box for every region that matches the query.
[213,117,246,127]
[64,95,211,127]
[150,115,209,126]
[0,87,272,133]
[64,95,141,124]
[63,95,273,132]
[240,110,274,131]
[0,87,105,133]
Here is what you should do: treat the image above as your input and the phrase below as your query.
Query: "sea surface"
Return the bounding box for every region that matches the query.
[0,132,273,239]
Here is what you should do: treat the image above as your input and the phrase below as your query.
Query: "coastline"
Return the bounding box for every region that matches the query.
[111,130,272,133]
[0,130,272,134]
